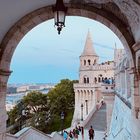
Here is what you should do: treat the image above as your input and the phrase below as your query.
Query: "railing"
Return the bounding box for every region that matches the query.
[6,126,63,140]
[80,65,114,71]
[74,83,99,88]
[115,92,131,109]
[82,106,97,127]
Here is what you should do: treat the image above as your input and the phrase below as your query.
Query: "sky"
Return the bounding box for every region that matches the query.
[8,16,123,84]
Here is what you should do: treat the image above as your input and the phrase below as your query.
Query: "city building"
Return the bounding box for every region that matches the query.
[72,31,114,126]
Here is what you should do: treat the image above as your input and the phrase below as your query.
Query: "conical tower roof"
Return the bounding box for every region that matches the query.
[81,31,98,56]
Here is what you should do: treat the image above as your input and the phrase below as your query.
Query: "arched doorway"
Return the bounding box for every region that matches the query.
[0,3,139,140]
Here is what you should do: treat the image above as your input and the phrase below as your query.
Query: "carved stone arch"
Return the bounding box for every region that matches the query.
[0,3,135,72]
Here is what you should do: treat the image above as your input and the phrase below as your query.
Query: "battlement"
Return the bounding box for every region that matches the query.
[80,62,114,71]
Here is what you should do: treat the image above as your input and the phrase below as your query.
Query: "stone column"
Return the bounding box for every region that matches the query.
[131,71,140,140]
[131,43,140,140]
[0,70,11,140]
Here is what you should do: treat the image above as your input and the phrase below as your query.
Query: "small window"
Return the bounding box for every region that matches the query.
[111,87,114,89]
[106,87,108,90]
[87,77,89,83]
[94,59,96,64]
[98,77,101,82]
[94,77,97,83]
[84,77,86,83]
[88,60,91,65]
[84,60,86,65]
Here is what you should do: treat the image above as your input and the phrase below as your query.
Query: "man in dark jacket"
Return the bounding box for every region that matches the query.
[89,125,94,140]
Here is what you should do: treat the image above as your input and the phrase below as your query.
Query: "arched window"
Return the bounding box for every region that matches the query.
[84,60,86,66]
[88,59,91,65]
[94,77,97,83]
[84,77,86,83]
[94,59,96,64]
[102,77,104,82]
[87,77,89,83]
[84,77,89,83]
[98,77,101,82]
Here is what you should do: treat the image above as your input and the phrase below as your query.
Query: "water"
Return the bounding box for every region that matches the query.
[6,93,25,105]
[6,89,50,105]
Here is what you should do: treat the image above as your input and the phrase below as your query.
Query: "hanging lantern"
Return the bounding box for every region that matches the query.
[52,0,67,34]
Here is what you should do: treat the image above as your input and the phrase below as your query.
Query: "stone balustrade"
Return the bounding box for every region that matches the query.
[6,127,63,140]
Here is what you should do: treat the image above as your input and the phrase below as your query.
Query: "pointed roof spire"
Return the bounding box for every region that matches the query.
[81,30,98,56]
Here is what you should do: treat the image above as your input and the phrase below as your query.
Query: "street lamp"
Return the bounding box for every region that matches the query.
[52,0,67,34]
[61,111,64,135]
[85,100,88,115]
[81,104,83,121]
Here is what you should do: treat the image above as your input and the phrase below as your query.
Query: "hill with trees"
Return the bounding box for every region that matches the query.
[7,79,78,134]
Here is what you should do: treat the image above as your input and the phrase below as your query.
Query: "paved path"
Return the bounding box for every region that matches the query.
[85,104,107,131]
[66,104,107,140]
[78,129,105,140]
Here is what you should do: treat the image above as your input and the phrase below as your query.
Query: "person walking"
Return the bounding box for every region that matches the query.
[63,130,68,140]
[88,125,94,140]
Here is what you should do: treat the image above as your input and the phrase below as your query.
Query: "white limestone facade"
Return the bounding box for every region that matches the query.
[107,48,132,140]
[108,96,131,140]
[114,49,131,101]
[72,31,115,126]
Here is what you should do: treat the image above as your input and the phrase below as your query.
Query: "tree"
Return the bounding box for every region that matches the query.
[7,79,78,134]
[47,79,78,131]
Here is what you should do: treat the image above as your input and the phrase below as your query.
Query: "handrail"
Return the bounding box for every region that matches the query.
[115,92,131,109]
[6,126,63,140]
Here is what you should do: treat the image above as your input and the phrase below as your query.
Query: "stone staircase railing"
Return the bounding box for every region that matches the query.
[82,106,97,127]
[82,100,104,127]
[6,126,63,140]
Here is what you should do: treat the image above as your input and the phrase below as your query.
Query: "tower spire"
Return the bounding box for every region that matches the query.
[81,30,98,56]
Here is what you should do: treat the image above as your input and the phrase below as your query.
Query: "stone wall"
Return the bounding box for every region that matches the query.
[6,127,63,140]
[108,96,131,140]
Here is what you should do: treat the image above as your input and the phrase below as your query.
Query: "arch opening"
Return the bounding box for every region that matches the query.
[0,4,135,72]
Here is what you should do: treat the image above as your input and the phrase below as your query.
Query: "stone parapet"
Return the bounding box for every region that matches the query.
[74,83,99,88]
[80,64,114,71]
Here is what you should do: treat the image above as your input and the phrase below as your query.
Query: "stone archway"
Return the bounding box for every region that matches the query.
[0,3,138,140]
[0,4,135,72]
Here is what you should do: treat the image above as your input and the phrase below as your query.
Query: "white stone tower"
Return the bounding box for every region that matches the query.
[72,31,101,126]
[79,30,99,84]
[72,31,114,127]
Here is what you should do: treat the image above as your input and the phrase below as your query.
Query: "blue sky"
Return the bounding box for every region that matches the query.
[8,16,123,84]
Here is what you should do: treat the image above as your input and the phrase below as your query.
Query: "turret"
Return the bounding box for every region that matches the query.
[80,30,99,68]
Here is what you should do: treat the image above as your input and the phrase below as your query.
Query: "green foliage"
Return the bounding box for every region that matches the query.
[7,79,78,134]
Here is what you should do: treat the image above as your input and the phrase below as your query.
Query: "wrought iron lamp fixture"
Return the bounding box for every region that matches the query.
[53,0,67,34]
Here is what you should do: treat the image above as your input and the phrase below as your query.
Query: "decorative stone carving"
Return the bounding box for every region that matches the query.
[114,0,140,36]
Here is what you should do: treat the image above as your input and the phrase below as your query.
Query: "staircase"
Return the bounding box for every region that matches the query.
[85,104,107,131]
[6,127,63,140]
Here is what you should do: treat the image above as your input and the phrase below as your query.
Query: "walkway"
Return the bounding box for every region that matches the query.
[85,104,107,131]
[80,104,107,140]
[78,130,105,140]
[66,104,107,140]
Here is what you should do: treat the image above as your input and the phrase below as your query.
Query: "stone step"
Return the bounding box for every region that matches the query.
[85,104,107,131]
